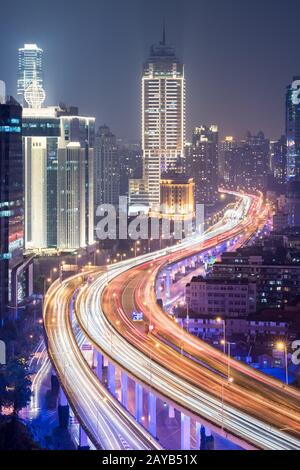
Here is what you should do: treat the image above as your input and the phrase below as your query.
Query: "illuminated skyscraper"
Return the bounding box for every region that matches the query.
[220,136,238,186]
[188,125,218,205]
[129,27,185,211]
[17,44,44,107]
[270,135,287,186]
[57,115,95,250]
[94,125,120,207]
[286,77,300,180]
[23,106,61,248]
[23,106,95,250]
[0,88,23,322]
[244,131,270,189]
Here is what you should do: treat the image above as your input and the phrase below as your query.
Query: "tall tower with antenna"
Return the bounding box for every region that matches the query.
[129,24,185,211]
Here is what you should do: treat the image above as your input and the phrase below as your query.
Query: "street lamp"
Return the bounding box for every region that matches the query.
[216,316,226,354]
[185,301,189,332]
[276,340,288,385]
[220,338,235,382]
[94,249,100,265]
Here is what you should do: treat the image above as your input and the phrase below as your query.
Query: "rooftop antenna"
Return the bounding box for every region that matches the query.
[161,19,166,45]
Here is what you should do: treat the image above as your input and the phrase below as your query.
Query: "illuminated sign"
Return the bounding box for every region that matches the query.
[291,80,300,105]
[132,311,144,321]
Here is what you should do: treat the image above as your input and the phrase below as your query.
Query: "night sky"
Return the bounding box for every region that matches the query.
[1,0,300,141]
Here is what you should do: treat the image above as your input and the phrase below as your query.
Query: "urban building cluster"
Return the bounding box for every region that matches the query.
[1,34,300,338]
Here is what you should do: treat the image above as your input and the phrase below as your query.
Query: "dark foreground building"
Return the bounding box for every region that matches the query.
[0,94,23,323]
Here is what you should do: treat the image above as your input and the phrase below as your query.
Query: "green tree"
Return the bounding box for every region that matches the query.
[0,358,32,415]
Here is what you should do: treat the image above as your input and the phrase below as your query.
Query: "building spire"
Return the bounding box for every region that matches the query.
[162,19,166,45]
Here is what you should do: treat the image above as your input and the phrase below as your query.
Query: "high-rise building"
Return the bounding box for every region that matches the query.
[17,44,44,107]
[225,132,270,192]
[270,135,287,186]
[118,141,142,197]
[57,114,95,250]
[23,106,95,250]
[94,125,120,208]
[245,131,270,189]
[287,180,300,226]
[286,77,300,180]
[221,136,239,187]
[188,125,218,205]
[0,88,23,322]
[23,106,61,248]
[129,28,185,211]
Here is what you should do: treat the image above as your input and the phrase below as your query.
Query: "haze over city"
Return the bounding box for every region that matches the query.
[1,0,300,139]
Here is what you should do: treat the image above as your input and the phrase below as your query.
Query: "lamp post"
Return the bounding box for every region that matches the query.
[216,316,226,354]
[51,267,58,280]
[43,277,52,297]
[94,249,100,265]
[276,341,288,385]
[76,253,82,267]
[186,302,189,332]
[220,338,235,382]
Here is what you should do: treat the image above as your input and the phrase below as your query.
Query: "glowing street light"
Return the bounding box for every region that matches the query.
[276,341,288,385]
[216,316,226,354]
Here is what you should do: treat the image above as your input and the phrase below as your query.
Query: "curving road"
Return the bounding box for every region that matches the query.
[43,275,162,450]
[73,190,300,449]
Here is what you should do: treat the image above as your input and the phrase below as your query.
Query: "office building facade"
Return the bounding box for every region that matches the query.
[0,93,23,321]
[129,30,185,211]
[188,125,218,205]
[94,125,120,208]
[286,77,300,180]
[160,173,194,219]
[270,135,287,186]
[58,115,95,250]
[185,276,257,317]
[23,106,95,250]
[17,44,44,107]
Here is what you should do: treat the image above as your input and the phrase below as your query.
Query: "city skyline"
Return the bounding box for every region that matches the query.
[1,0,300,141]
[2,0,300,457]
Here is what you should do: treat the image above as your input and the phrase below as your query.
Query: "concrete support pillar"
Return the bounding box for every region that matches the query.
[196,422,201,450]
[148,392,157,437]
[135,382,143,423]
[156,278,163,297]
[165,269,171,299]
[168,404,175,418]
[121,371,128,408]
[180,412,191,450]
[58,386,69,428]
[108,362,116,396]
[103,355,108,367]
[59,386,68,406]
[96,351,103,380]
[78,426,89,450]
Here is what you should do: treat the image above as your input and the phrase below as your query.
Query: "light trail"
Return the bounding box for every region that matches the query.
[74,190,300,450]
[43,277,162,450]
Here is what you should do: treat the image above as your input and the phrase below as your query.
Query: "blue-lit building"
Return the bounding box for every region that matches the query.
[286,76,300,180]
[23,108,61,248]
[23,105,95,250]
[0,95,23,323]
